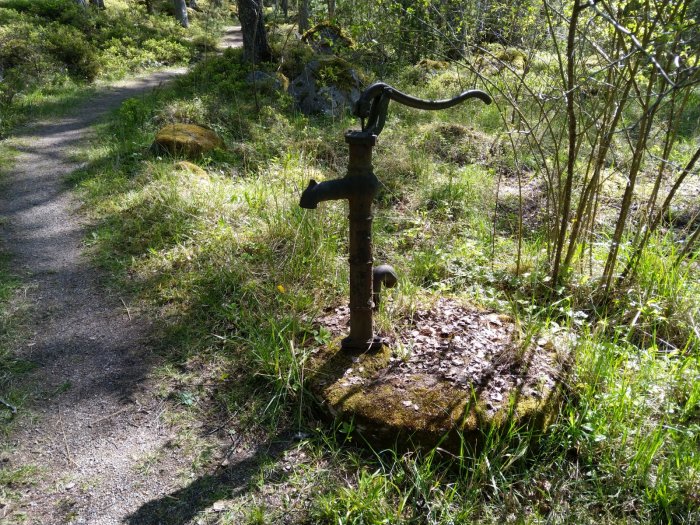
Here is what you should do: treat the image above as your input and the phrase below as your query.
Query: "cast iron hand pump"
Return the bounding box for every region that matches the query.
[300,82,491,352]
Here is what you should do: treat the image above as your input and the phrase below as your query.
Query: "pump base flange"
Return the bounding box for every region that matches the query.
[341,335,386,352]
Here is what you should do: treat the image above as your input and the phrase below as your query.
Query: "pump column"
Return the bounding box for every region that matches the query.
[342,131,382,352]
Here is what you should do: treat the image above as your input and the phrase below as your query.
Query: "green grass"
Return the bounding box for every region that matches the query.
[0,140,35,433]
[1,3,695,515]
[0,0,229,136]
[61,41,700,523]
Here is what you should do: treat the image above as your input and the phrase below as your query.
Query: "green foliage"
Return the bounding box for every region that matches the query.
[3,0,698,521]
[0,0,219,135]
[0,0,88,24]
[46,23,100,80]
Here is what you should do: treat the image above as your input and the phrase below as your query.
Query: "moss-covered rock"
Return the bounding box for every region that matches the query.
[494,47,528,71]
[301,22,355,55]
[475,46,528,74]
[419,122,499,166]
[307,300,569,451]
[416,58,450,72]
[289,55,365,117]
[152,124,224,158]
[174,160,208,178]
[246,70,289,94]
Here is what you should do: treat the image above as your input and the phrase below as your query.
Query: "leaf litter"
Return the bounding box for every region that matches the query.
[317,298,568,417]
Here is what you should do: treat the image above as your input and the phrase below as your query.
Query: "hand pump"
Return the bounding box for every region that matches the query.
[300,82,491,351]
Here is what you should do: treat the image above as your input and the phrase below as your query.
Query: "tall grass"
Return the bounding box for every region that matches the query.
[64,36,700,522]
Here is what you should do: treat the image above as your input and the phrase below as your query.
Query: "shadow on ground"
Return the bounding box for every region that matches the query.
[124,433,296,525]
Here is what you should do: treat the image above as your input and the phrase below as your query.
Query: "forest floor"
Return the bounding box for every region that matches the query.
[0,27,248,525]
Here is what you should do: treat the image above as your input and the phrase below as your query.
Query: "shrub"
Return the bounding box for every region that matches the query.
[46,23,100,80]
[1,0,88,26]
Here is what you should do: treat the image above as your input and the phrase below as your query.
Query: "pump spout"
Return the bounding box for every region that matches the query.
[299,178,354,209]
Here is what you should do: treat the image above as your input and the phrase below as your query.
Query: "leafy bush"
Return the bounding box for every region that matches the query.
[0,0,88,25]
[0,0,217,135]
[46,23,100,80]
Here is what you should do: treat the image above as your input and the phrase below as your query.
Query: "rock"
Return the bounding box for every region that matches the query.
[301,22,355,55]
[476,46,528,74]
[415,58,450,74]
[246,70,289,93]
[420,122,498,166]
[289,56,363,117]
[494,47,528,71]
[152,124,223,158]
[174,160,208,178]
[307,299,570,452]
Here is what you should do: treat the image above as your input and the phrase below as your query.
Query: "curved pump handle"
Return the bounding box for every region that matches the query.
[353,82,492,136]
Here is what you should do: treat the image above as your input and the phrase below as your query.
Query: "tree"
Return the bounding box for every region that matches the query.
[298,0,309,32]
[89,0,105,8]
[237,0,272,63]
[173,0,189,28]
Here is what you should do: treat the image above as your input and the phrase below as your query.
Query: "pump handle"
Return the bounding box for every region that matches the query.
[354,82,491,136]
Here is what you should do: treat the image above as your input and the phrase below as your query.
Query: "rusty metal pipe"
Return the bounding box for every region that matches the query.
[343,132,381,351]
[373,264,398,310]
[299,178,354,209]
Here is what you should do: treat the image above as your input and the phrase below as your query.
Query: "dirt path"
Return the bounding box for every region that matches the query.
[0,29,242,525]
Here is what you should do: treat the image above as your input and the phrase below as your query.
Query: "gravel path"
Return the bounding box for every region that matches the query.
[0,29,241,525]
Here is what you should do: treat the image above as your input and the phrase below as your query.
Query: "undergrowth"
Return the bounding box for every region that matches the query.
[66,39,700,524]
[0,0,227,136]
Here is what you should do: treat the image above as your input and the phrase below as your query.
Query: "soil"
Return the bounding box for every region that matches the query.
[0,28,246,525]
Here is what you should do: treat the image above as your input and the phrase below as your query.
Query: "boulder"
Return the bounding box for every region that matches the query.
[246,70,289,93]
[152,124,223,158]
[288,56,363,117]
[415,58,450,73]
[301,22,355,55]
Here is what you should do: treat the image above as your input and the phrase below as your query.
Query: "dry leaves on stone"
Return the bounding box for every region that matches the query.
[317,298,563,415]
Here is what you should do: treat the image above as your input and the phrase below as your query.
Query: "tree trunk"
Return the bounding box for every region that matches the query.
[146,0,155,14]
[281,0,288,17]
[328,0,335,19]
[173,0,189,28]
[298,0,309,33]
[89,0,105,8]
[74,0,87,7]
[237,0,272,63]
[188,0,199,11]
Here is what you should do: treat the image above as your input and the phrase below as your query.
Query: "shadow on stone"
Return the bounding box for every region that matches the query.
[307,299,571,452]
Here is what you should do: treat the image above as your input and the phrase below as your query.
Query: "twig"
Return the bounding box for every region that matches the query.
[0,398,17,414]
[58,406,76,467]
[205,410,239,436]
[89,406,130,427]
[120,298,132,321]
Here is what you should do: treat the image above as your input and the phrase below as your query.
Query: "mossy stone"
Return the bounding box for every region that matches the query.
[174,160,208,178]
[152,124,224,158]
[415,58,450,71]
[301,22,355,54]
[307,309,567,452]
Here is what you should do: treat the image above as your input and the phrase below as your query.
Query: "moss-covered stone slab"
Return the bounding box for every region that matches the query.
[308,298,570,451]
[246,70,290,94]
[152,124,223,158]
